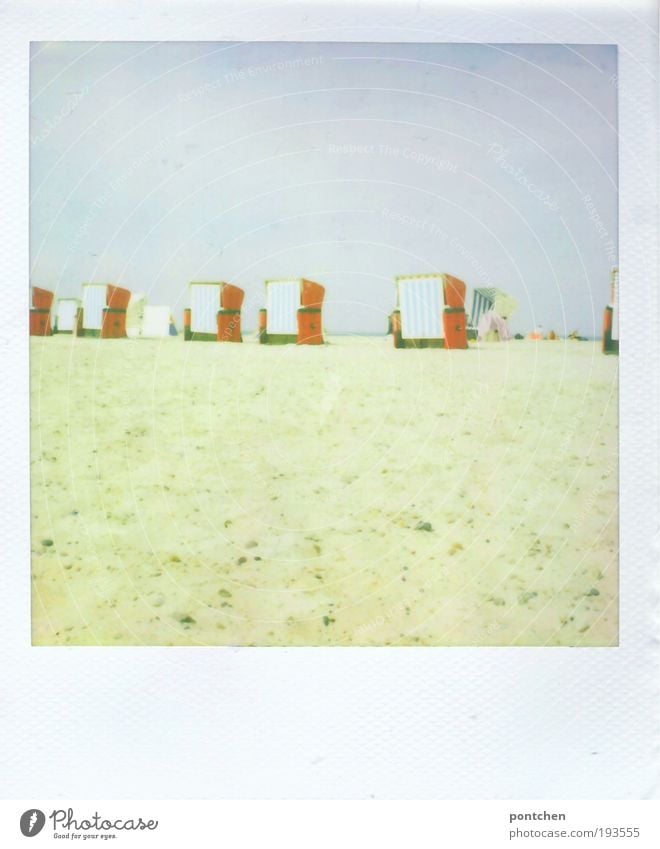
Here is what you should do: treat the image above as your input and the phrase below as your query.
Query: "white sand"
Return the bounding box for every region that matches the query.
[31,335,618,646]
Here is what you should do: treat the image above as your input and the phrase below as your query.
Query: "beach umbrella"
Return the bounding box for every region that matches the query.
[494,291,518,319]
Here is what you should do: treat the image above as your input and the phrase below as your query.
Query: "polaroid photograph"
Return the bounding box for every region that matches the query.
[29,40,618,648]
[1,0,658,843]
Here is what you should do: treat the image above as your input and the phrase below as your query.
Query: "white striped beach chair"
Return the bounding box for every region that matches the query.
[54,297,79,333]
[185,282,244,342]
[259,278,325,345]
[394,274,445,348]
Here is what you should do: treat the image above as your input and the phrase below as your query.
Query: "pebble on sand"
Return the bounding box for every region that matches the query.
[519,591,538,605]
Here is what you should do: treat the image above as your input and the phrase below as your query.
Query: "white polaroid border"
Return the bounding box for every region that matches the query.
[1,0,657,800]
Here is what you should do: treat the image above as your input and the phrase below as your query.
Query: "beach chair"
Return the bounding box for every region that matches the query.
[443,308,469,349]
[443,274,467,309]
[442,274,468,349]
[468,287,495,339]
[126,292,146,337]
[30,287,54,336]
[260,278,325,345]
[394,274,447,348]
[603,268,619,355]
[77,284,131,338]
[393,273,469,349]
[390,310,403,348]
[54,298,79,333]
[142,306,173,338]
[184,282,245,342]
[126,294,174,339]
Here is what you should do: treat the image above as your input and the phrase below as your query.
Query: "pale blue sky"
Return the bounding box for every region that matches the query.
[30,42,617,334]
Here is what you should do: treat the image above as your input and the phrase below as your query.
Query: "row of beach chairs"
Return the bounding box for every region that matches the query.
[30,274,487,349]
[35,275,611,350]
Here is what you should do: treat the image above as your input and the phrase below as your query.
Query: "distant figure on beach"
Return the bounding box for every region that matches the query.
[477,309,512,341]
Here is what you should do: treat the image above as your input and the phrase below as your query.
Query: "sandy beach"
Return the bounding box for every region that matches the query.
[30,335,618,647]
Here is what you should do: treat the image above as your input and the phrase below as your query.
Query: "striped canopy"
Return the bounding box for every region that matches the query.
[470,287,518,324]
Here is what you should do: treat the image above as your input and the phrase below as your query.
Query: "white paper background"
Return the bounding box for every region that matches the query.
[1,0,658,799]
